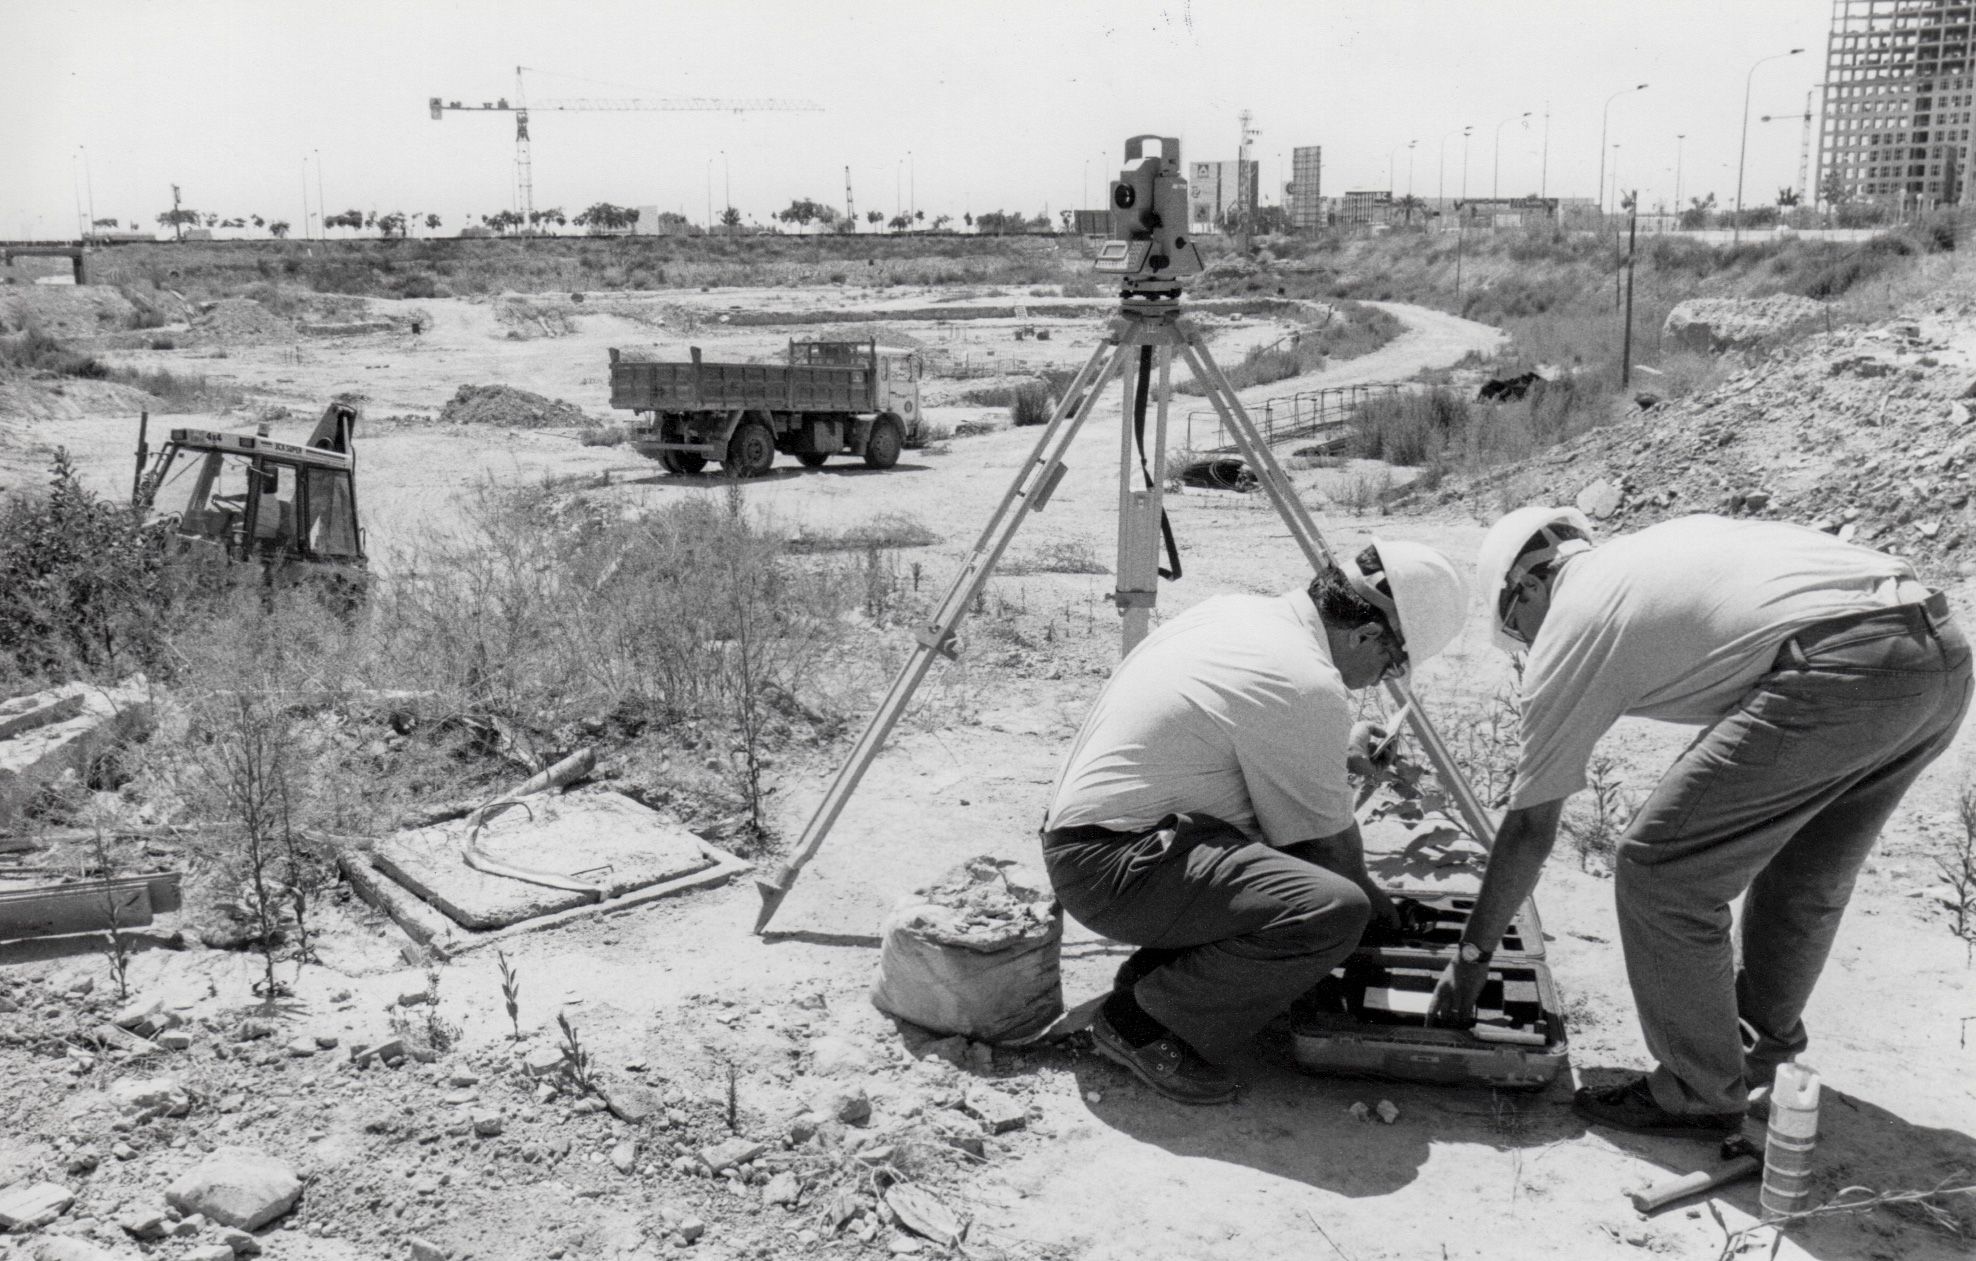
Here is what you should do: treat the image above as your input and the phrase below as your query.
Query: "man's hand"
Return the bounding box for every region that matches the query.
[1348,719,1402,780]
[1426,957,1490,1028]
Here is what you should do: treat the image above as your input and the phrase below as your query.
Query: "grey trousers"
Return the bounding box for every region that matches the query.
[1042,814,1371,1062]
[1616,601,1972,1115]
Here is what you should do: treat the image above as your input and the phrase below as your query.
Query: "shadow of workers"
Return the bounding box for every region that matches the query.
[1066,1020,1588,1200]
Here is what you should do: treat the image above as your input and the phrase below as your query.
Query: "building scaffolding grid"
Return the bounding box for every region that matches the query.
[1818,0,1976,206]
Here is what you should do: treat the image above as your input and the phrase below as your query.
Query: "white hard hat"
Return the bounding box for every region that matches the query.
[1345,540,1470,667]
[1476,505,1596,654]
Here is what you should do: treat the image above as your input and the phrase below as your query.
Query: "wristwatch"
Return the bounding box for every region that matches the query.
[1458,941,1493,966]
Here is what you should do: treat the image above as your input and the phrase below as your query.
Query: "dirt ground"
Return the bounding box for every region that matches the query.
[3,279,1974,1261]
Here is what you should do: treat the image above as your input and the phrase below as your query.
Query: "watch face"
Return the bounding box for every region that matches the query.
[1460,942,1485,963]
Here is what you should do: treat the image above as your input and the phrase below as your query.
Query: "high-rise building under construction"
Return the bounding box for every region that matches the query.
[1819,0,1976,205]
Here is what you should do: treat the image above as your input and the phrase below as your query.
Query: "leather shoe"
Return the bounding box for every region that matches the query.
[1091,1008,1241,1106]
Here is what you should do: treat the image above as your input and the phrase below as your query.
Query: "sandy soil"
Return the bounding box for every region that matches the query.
[5,283,1973,1261]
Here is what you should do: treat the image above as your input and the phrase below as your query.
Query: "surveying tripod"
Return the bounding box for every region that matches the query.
[753,138,1497,933]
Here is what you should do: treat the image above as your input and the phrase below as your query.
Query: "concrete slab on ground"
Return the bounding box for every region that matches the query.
[371,787,717,930]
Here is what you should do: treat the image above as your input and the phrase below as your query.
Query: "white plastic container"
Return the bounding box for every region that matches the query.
[1760,1061,1821,1218]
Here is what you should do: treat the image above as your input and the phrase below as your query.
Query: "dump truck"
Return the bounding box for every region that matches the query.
[135,401,367,583]
[607,339,922,477]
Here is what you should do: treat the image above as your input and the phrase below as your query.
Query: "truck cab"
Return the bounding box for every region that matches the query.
[788,339,922,438]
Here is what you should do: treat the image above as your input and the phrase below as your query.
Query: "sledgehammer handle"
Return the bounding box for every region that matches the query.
[1629,1156,1760,1214]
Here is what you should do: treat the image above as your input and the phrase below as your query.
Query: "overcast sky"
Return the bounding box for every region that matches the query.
[5,0,1832,237]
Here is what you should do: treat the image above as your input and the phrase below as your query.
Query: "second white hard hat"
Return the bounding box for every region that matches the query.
[1476,505,1596,654]
[1347,540,1471,666]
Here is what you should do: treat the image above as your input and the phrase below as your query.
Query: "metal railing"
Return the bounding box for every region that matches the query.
[1182,382,1402,455]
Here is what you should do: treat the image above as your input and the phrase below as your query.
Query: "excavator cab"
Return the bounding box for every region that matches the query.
[139,402,367,581]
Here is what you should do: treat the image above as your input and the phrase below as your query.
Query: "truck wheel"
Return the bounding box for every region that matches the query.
[661,451,708,475]
[796,452,830,468]
[863,417,904,470]
[724,421,776,478]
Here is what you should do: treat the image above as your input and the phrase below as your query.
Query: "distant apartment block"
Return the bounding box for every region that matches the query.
[1290,146,1324,230]
[1189,160,1260,230]
[1819,0,1976,205]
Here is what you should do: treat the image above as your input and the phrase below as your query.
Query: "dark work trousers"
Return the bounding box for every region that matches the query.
[1615,597,1973,1116]
[1041,813,1371,1063]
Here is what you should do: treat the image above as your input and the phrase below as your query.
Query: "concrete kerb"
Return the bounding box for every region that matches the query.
[336,837,751,960]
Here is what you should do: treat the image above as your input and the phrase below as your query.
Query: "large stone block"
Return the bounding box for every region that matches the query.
[164,1146,301,1231]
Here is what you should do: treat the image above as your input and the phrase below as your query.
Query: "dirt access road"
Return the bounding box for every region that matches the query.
[15,284,1975,1261]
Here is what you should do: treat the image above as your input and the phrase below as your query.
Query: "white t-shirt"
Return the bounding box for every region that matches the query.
[1511,515,1911,808]
[1046,591,1358,845]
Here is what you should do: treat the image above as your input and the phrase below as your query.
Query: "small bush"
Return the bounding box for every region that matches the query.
[1347,388,1470,466]
[579,426,627,447]
[0,451,171,689]
[1010,382,1052,426]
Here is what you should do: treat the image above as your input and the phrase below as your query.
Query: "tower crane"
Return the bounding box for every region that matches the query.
[430,67,822,225]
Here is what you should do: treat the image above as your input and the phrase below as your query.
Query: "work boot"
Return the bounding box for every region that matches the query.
[1572,1076,1743,1139]
[1090,1008,1241,1106]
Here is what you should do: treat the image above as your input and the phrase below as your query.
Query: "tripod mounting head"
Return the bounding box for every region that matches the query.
[1095,135,1204,300]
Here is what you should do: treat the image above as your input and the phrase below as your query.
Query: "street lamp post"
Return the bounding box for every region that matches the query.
[1599,84,1649,218]
[706,156,714,231]
[314,150,325,234]
[1438,126,1470,225]
[908,150,915,225]
[79,147,95,234]
[1540,103,1551,200]
[1735,48,1805,245]
[1675,134,1686,223]
[1494,112,1531,202]
[723,151,730,231]
[301,157,311,240]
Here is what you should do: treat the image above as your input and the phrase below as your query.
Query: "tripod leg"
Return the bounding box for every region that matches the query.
[754,332,1141,932]
[1176,333,1500,851]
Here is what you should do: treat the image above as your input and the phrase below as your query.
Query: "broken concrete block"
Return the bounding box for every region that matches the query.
[812,1083,871,1126]
[470,1111,504,1138]
[119,1205,170,1238]
[111,996,165,1035]
[0,677,153,832]
[608,1141,637,1174]
[0,1181,75,1231]
[0,691,84,740]
[182,1246,236,1261]
[30,1238,116,1261]
[349,1038,405,1067]
[763,1171,802,1207]
[165,1146,301,1230]
[962,1085,1026,1134]
[111,1077,190,1120]
[217,1225,261,1255]
[159,1031,192,1051]
[884,1184,964,1246]
[94,1023,162,1056]
[599,1080,662,1124]
[520,1045,563,1077]
[697,1138,764,1173]
[408,1237,449,1261]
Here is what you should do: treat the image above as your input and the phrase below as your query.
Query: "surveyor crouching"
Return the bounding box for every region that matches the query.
[1430,508,1973,1137]
[1040,542,1469,1104]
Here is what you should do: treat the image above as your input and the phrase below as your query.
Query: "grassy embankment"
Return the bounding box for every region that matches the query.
[1191,220,1963,493]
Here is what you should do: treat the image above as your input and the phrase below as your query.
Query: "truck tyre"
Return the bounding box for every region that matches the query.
[724,421,776,478]
[660,451,709,476]
[796,451,830,468]
[863,416,904,470]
